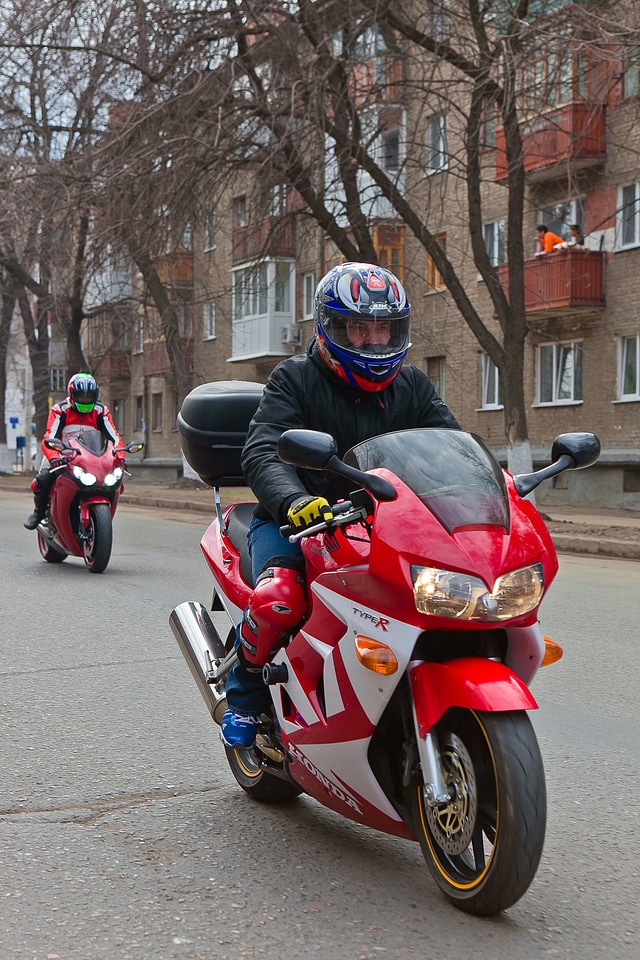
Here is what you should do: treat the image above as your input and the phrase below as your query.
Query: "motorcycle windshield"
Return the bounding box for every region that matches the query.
[74,427,107,455]
[345,429,510,533]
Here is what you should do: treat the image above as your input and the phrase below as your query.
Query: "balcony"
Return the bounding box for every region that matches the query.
[495,102,606,182]
[143,337,193,376]
[232,217,295,264]
[155,250,193,285]
[496,250,606,317]
[350,54,405,106]
[94,350,131,380]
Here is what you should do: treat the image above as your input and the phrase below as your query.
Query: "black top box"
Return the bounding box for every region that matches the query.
[177,380,264,487]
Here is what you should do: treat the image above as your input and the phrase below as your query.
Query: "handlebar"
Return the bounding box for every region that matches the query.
[279,500,370,543]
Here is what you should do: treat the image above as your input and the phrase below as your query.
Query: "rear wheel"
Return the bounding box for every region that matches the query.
[83,503,113,573]
[410,709,546,915]
[224,745,303,803]
[37,532,67,563]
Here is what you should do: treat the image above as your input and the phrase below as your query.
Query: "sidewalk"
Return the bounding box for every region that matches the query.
[2,473,639,560]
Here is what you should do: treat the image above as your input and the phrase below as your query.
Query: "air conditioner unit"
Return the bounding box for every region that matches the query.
[281,323,302,346]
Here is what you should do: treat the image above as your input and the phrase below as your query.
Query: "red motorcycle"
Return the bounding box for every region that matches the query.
[171,381,599,915]
[35,428,144,573]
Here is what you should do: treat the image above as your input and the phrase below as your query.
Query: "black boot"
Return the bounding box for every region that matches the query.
[24,511,44,530]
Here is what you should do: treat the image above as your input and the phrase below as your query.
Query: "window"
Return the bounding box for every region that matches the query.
[427,233,446,292]
[152,393,163,431]
[429,0,450,43]
[204,210,217,251]
[483,220,505,266]
[233,196,246,228]
[481,356,503,409]
[113,399,125,433]
[538,199,585,243]
[537,342,583,405]
[480,102,496,151]
[623,47,639,100]
[426,356,445,399]
[302,273,316,319]
[134,395,144,432]
[618,184,640,248]
[49,368,66,392]
[275,261,292,312]
[382,129,400,172]
[204,302,216,340]
[426,114,447,173]
[268,184,287,218]
[179,300,192,337]
[619,335,640,400]
[132,315,144,354]
[233,263,268,319]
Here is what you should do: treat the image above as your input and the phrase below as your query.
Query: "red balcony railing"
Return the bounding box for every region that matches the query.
[349,54,405,106]
[495,102,606,182]
[232,217,295,264]
[143,337,193,376]
[496,250,606,315]
[94,350,131,380]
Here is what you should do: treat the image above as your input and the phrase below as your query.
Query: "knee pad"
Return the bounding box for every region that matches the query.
[239,567,307,667]
[30,478,39,494]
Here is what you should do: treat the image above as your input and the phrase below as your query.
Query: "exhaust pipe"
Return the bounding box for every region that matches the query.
[169,601,229,724]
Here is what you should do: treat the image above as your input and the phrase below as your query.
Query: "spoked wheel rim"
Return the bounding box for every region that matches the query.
[418,717,498,890]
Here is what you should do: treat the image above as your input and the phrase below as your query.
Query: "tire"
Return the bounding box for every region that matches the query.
[410,709,546,916]
[83,503,113,573]
[37,532,67,563]
[224,744,303,803]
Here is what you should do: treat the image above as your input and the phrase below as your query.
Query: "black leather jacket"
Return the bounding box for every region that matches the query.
[241,340,461,525]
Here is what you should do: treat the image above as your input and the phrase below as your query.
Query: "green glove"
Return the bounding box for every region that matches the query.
[287,495,333,530]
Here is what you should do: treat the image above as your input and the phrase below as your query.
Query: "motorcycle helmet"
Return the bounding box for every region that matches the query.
[314,262,411,391]
[67,372,99,413]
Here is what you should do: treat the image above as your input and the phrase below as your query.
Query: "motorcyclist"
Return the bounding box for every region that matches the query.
[24,372,123,530]
[221,262,461,748]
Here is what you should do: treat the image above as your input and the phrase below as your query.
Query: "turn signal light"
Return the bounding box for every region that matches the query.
[354,635,398,675]
[541,636,563,667]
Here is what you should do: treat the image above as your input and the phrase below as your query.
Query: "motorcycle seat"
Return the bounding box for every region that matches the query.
[225,502,255,585]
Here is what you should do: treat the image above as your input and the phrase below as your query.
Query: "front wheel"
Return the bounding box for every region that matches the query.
[410,709,546,916]
[83,503,113,573]
[224,745,303,803]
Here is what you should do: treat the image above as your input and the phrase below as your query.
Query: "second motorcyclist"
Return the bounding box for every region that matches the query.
[221,261,461,748]
[24,372,123,530]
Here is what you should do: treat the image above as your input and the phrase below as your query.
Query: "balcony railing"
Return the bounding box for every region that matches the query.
[94,350,131,380]
[495,102,606,182]
[143,337,193,376]
[349,54,405,106]
[155,250,193,284]
[232,217,295,264]
[496,250,606,315]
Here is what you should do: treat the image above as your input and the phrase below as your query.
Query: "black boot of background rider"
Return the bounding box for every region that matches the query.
[24,472,53,530]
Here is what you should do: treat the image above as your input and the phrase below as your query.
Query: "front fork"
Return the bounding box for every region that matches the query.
[411,702,452,806]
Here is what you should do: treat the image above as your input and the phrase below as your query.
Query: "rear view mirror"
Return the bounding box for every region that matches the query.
[551,432,600,470]
[278,429,337,470]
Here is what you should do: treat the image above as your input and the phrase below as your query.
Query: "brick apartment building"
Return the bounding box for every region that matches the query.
[80,1,640,510]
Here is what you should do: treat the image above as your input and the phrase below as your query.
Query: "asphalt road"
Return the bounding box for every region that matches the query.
[0,489,638,960]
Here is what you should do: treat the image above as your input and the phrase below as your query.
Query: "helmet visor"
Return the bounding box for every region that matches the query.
[322,310,411,359]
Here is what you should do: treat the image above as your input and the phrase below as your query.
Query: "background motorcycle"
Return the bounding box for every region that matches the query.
[170,381,600,915]
[35,429,144,573]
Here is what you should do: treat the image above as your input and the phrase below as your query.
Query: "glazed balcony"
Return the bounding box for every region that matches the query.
[232,217,295,265]
[496,250,606,317]
[95,350,131,380]
[155,250,193,285]
[350,54,405,106]
[495,102,606,182]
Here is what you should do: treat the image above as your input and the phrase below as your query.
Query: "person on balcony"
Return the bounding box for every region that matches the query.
[535,224,563,256]
[220,262,461,749]
[554,224,586,251]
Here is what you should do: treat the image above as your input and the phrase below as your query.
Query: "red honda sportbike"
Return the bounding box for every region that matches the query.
[171,383,599,915]
[35,429,144,573]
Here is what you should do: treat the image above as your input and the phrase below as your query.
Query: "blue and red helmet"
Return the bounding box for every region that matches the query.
[67,373,99,413]
[314,262,411,392]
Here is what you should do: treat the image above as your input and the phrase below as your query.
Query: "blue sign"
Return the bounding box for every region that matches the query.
[9,417,18,428]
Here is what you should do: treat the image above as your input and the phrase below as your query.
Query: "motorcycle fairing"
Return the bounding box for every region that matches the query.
[409,657,538,734]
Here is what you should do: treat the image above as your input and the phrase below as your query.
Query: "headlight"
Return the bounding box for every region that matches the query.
[411,563,544,621]
[104,467,123,486]
[72,465,97,486]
